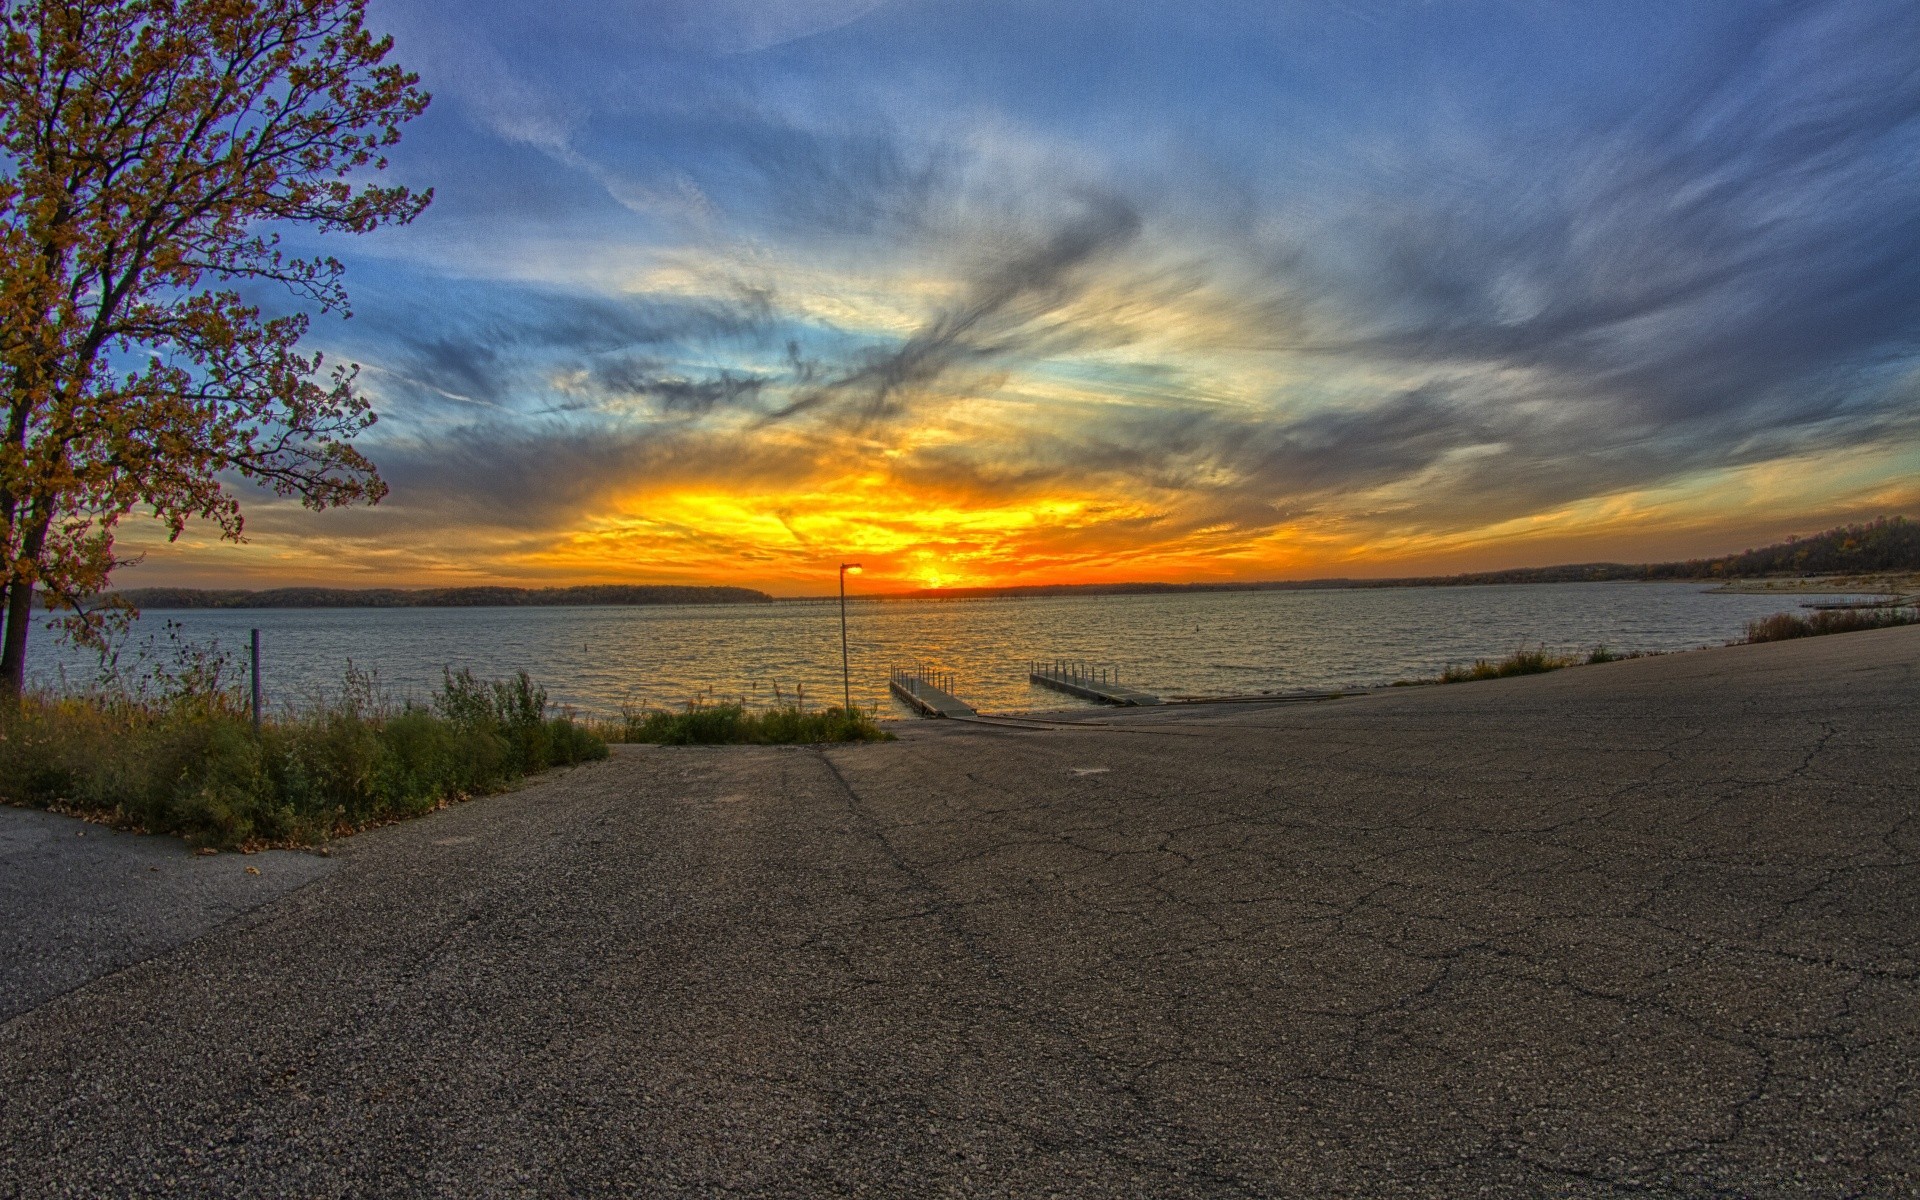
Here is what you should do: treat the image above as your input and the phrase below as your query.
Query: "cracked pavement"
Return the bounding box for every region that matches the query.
[1,627,1916,1197]
[0,808,338,1024]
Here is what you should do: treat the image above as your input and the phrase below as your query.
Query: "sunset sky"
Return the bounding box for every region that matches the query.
[135,0,1920,595]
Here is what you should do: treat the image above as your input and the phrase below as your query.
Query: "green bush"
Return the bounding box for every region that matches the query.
[0,665,608,850]
[609,700,891,745]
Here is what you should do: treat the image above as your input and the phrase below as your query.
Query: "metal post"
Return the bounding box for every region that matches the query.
[838,562,861,711]
[249,628,262,735]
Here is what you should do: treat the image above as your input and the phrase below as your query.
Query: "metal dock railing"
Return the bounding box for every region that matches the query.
[889,664,977,718]
[1028,659,1163,706]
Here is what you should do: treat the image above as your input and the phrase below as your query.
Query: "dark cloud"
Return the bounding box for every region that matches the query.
[708,0,1919,522]
[402,335,509,406]
[330,0,1920,562]
[590,355,770,414]
[868,0,1920,535]
[735,122,958,241]
[363,421,825,531]
[771,192,1145,423]
[1316,1,1920,428]
[349,278,779,414]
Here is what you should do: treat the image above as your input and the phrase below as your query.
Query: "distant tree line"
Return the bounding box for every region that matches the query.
[76,516,1920,610]
[1640,516,1920,579]
[99,585,773,609]
[897,516,1920,600]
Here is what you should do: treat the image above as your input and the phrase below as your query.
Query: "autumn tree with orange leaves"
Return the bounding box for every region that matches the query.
[0,0,428,694]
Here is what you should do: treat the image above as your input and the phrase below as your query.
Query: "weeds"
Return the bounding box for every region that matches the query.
[1744,607,1920,643]
[0,659,606,850]
[1439,646,1576,683]
[605,700,891,745]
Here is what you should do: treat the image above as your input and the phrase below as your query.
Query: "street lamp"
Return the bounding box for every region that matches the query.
[839,562,862,710]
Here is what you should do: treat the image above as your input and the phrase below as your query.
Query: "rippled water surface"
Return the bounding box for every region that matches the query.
[25,583,1857,717]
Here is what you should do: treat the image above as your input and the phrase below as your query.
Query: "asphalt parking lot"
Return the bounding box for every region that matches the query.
[3,627,1915,1196]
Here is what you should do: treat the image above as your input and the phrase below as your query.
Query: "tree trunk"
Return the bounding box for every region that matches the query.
[0,512,50,699]
[0,573,31,699]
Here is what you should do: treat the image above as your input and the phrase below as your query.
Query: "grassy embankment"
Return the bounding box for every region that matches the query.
[1411,644,1642,685]
[0,664,605,850]
[1412,605,1920,687]
[598,699,891,745]
[1743,608,1920,642]
[0,623,889,845]
[1436,645,1613,683]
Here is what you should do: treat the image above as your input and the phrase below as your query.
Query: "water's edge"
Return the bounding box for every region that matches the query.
[28,582,1865,719]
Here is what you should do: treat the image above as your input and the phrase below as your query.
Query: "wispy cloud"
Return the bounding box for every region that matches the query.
[140,0,1920,589]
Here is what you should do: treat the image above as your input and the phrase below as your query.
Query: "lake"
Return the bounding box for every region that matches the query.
[24,582,1850,718]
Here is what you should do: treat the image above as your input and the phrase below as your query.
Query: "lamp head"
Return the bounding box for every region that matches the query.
[841,562,863,574]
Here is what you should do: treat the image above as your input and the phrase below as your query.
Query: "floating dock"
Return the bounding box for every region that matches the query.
[889,665,977,718]
[1029,660,1163,706]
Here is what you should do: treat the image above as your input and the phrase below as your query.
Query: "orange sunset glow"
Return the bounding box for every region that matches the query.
[106,0,1920,597]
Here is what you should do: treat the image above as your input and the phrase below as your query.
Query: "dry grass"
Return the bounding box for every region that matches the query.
[1744,607,1920,643]
[597,700,891,745]
[0,665,605,850]
[1439,646,1578,683]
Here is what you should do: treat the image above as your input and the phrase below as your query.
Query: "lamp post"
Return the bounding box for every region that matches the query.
[839,562,862,710]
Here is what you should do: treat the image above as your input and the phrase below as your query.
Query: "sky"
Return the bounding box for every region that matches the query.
[134,0,1920,594]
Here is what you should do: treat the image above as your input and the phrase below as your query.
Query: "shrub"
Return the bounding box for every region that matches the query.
[609,700,891,745]
[1744,607,1920,643]
[1439,646,1576,684]
[0,664,608,850]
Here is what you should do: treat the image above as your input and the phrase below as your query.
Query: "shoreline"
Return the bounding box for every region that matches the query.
[25,584,1887,722]
[1704,571,1920,594]
[97,574,1900,611]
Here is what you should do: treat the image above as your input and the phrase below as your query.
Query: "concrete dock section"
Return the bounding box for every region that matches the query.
[4,627,1919,1196]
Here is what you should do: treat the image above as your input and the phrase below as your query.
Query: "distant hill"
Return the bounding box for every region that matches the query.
[1642,515,1920,579]
[106,584,773,609]
[892,516,1920,600]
